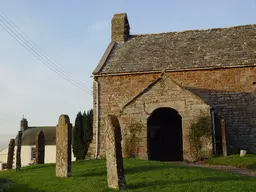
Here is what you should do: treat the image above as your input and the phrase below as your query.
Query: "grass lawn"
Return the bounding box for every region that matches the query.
[204,154,256,170]
[0,158,255,192]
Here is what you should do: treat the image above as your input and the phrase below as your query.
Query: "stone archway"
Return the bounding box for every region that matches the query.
[147,107,183,161]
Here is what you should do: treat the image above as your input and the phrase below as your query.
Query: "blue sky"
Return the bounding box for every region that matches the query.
[0,0,255,149]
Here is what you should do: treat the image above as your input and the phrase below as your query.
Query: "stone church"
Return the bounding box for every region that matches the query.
[91,13,256,162]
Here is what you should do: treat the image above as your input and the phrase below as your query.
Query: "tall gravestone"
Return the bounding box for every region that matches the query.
[36,131,45,164]
[56,114,72,177]
[7,139,15,169]
[16,131,22,171]
[105,115,126,190]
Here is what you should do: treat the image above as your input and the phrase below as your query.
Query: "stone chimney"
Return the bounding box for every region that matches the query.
[20,117,28,132]
[111,13,130,42]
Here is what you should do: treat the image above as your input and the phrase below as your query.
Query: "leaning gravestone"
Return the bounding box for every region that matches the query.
[16,131,22,171]
[7,139,15,169]
[35,131,45,164]
[56,114,72,177]
[105,115,126,190]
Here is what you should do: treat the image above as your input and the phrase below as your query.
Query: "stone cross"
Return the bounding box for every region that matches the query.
[16,131,22,171]
[105,115,126,190]
[35,131,45,164]
[7,139,15,169]
[56,114,72,177]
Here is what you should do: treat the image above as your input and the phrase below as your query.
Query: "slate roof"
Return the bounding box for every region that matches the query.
[15,126,56,146]
[93,24,256,75]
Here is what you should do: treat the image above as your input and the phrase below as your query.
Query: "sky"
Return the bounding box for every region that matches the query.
[0,0,255,150]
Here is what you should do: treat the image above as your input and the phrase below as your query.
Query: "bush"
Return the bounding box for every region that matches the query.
[124,122,143,157]
[189,116,212,161]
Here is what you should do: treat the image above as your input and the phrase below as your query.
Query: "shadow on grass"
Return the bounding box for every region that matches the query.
[75,163,188,177]
[74,161,256,180]
[20,159,104,172]
[75,169,106,177]
[126,163,186,174]
[0,178,44,192]
[247,163,256,170]
[127,176,255,190]
[20,163,55,172]
[74,159,104,164]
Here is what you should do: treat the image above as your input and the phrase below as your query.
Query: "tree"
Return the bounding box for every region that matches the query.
[72,125,79,159]
[72,109,93,160]
[72,112,85,160]
[83,109,93,157]
[86,109,93,143]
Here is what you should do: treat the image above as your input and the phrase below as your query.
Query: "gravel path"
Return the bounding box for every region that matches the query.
[184,162,256,177]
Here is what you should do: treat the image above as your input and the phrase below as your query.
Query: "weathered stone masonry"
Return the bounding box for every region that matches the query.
[90,13,256,161]
[89,67,256,160]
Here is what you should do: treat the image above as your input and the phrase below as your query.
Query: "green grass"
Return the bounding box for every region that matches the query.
[205,154,256,170]
[0,158,255,192]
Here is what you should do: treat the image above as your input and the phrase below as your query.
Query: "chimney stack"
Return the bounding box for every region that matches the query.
[20,117,28,132]
[111,13,130,42]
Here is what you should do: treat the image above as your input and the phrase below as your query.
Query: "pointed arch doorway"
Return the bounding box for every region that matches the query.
[147,107,183,161]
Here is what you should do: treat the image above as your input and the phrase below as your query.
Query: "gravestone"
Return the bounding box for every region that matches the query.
[35,131,45,164]
[16,131,22,171]
[56,114,72,177]
[7,139,15,169]
[240,150,247,157]
[105,115,126,190]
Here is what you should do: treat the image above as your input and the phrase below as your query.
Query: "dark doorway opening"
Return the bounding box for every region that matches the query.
[212,111,223,156]
[147,107,183,161]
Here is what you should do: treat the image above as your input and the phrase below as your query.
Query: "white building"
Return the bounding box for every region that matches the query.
[0,118,76,171]
[0,147,8,170]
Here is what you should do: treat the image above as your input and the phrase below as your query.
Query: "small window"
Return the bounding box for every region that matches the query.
[2,163,7,170]
[31,147,36,161]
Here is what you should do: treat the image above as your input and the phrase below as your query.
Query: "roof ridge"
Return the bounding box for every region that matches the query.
[130,23,256,37]
[28,126,55,127]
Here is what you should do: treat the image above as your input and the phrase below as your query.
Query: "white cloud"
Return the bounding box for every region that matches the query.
[87,21,108,31]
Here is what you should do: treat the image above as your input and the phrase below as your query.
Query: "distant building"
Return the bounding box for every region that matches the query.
[0,118,76,171]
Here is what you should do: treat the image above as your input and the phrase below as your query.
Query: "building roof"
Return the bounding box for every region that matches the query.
[93,24,256,75]
[15,126,56,146]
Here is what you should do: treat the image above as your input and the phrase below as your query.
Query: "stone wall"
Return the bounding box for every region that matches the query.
[119,75,211,161]
[90,66,256,160]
